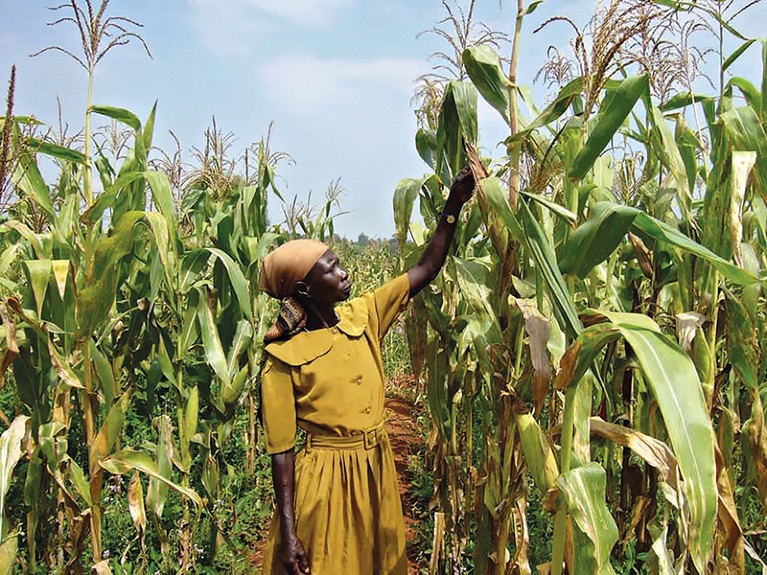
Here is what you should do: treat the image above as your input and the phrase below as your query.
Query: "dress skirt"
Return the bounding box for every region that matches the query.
[262,429,407,575]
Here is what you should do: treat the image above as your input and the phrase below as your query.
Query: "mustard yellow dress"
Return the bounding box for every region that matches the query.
[260,274,410,575]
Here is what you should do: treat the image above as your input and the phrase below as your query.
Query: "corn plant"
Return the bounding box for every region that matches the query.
[396,0,767,573]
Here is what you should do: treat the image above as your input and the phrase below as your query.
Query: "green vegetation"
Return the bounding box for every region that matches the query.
[1,0,767,574]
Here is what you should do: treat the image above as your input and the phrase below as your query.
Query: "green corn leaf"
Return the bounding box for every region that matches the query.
[727,77,761,110]
[196,289,229,383]
[415,129,437,169]
[142,101,157,151]
[516,413,559,492]
[556,463,619,575]
[723,39,756,72]
[204,248,252,318]
[587,311,717,572]
[145,171,178,237]
[519,199,583,337]
[481,176,524,237]
[521,191,577,224]
[82,171,145,225]
[26,138,86,164]
[226,320,253,379]
[569,74,649,180]
[507,77,584,144]
[631,210,757,285]
[12,152,55,220]
[91,392,132,470]
[648,106,691,208]
[0,221,46,260]
[141,211,173,288]
[22,260,51,317]
[559,202,637,278]
[201,456,220,500]
[222,365,248,412]
[463,45,510,124]
[90,340,116,409]
[661,91,715,112]
[69,459,92,507]
[90,105,142,131]
[0,416,28,538]
[100,449,202,508]
[146,416,173,518]
[180,250,211,293]
[557,201,757,285]
[183,385,199,453]
[453,80,479,146]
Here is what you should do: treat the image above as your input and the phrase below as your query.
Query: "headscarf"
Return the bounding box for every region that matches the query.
[259,239,329,343]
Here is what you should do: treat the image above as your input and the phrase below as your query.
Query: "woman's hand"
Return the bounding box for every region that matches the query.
[279,534,311,574]
[445,166,475,209]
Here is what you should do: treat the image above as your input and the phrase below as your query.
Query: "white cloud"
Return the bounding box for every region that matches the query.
[187,1,266,58]
[187,0,352,57]
[259,55,430,113]
[248,0,352,28]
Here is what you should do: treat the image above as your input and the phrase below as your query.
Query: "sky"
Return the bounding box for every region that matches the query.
[1,0,766,239]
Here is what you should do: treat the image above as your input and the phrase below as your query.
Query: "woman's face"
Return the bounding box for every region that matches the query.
[303,249,351,306]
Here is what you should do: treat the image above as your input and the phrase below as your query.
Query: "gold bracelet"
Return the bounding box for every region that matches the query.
[441,212,457,224]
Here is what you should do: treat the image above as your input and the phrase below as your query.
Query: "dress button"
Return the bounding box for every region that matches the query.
[364,407,371,414]
[331,327,338,334]
[355,376,362,385]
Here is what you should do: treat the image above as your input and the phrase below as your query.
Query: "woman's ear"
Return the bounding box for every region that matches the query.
[294,280,311,298]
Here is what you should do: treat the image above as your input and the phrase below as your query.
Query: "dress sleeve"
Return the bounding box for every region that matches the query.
[260,356,297,454]
[366,273,410,341]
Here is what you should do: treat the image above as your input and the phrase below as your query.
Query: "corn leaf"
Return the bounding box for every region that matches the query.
[90,105,142,131]
[569,75,649,180]
[204,248,252,318]
[91,393,132,470]
[463,45,510,124]
[519,199,583,337]
[0,416,28,537]
[558,201,757,285]
[127,471,147,533]
[556,463,618,574]
[596,311,717,572]
[196,290,228,383]
[0,534,17,575]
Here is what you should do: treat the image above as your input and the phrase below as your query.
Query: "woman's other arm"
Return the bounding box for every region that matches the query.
[271,449,311,575]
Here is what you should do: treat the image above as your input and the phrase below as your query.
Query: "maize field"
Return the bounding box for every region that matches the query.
[1,0,767,573]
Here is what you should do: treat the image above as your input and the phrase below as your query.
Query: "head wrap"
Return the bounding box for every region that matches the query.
[259,239,330,343]
[259,239,329,300]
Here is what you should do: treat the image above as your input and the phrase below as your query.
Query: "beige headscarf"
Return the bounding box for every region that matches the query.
[259,239,329,343]
[259,239,329,300]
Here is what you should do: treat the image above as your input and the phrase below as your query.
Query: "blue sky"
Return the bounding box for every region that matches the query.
[1,1,766,239]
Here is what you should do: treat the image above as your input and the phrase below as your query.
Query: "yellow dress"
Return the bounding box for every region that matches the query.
[260,274,410,575]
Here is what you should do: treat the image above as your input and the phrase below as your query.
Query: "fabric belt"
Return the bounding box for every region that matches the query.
[305,422,386,451]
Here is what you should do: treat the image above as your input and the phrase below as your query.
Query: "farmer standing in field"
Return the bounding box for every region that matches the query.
[258,167,475,575]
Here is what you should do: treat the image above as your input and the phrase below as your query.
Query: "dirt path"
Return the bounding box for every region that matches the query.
[248,383,427,573]
[385,391,426,573]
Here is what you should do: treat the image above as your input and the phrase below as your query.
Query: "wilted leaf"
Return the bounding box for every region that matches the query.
[127,471,147,533]
[0,416,28,537]
[100,449,201,508]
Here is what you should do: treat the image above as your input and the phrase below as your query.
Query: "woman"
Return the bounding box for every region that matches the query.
[259,168,475,575]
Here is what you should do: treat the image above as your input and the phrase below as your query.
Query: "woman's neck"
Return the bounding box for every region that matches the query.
[302,300,339,331]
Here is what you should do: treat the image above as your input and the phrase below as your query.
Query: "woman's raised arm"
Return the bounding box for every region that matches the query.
[406,167,475,297]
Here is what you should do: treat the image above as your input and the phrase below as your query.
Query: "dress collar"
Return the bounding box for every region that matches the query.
[265,297,368,366]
